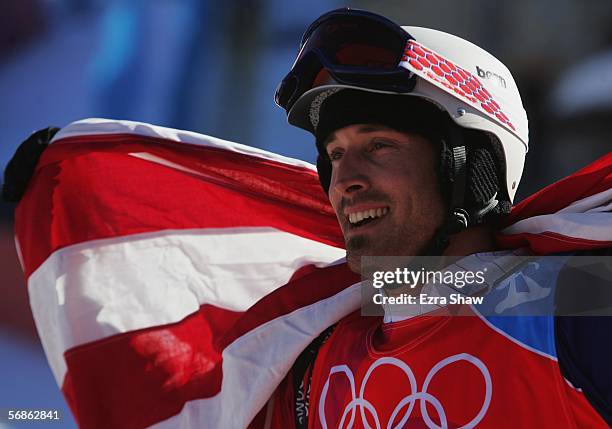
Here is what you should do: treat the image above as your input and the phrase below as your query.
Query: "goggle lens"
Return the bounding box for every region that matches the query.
[276,10,412,111]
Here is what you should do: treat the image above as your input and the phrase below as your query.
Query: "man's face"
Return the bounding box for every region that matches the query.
[325,124,446,273]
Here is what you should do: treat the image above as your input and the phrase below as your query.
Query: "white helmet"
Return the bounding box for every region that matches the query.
[277,9,528,204]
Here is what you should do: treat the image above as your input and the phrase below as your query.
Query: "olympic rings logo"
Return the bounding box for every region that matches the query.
[318,353,492,429]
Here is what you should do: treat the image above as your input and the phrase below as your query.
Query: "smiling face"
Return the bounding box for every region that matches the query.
[325,124,446,273]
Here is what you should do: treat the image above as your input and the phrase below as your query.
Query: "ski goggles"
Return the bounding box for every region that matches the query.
[275,8,418,113]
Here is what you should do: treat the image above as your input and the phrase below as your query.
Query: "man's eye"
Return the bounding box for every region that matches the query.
[371,140,392,151]
[328,150,343,161]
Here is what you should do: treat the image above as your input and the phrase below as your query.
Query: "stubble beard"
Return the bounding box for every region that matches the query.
[344,222,432,274]
[345,235,367,274]
[345,227,401,274]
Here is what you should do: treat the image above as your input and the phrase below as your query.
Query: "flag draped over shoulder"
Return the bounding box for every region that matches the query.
[497,151,612,253]
[16,118,358,429]
[14,119,611,428]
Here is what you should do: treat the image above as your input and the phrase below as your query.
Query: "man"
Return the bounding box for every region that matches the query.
[268,8,611,428]
[3,8,611,429]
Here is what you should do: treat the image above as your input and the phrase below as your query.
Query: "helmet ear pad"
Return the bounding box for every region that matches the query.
[462,130,512,222]
[439,127,511,227]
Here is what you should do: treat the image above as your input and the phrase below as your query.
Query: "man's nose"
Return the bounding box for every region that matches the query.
[331,152,370,196]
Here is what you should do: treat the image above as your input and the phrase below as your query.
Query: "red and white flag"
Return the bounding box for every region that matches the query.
[14,119,611,428]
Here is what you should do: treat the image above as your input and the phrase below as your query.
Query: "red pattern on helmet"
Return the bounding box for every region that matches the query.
[402,40,516,132]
